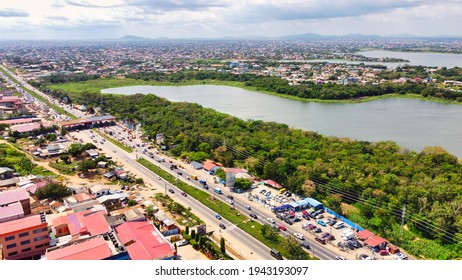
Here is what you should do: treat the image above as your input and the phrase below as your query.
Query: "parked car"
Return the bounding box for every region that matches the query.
[333,222,345,229]
[278,225,287,231]
[379,250,389,256]
[317,220,327,227]
[177,239,189,247]
[394,252,408,260]
[315,236,327,244]
[321,232,336,240]
[284,218,294,225]
[312,227,322,233]
[359,254,369,260]
[335,256,346,260]
[219,223,226,229]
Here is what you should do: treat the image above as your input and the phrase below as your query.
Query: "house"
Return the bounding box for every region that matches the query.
[89,185,111,197]
[115,221,176,260]
[0,188,31,215]
[357,229,375,241]
[45,236,114,260]
[97,161,108,168]
[0,201,24,223]
[365,235,388,251]
[63,192,95,206]
[262,179,283,189]
[303,197,324,211]
[203,161,221,175]
[51,210,110,238]
[0,167,15,180]
[25,180,49,196]
[0,213,50,260]
[70,199,105,213]
[113,169,128,180]
[96,193,128,211]
[85,149,99,158]
[66,185,87,195]
[190,161,203,170]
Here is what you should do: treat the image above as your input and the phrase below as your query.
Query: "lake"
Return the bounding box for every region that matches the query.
[304,50,462,68]
[102,85,462,158]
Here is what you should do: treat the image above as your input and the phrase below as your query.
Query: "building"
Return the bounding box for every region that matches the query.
[89,185,111,198]
[203,161,221,175]
[0,167,15,180]
[115,221,176,260]
[0,202,24,223]
[0,188,31,215]
[45,236,114,260]
[0,213,50,260]
[51,210,110,238]
[190,161,203,170]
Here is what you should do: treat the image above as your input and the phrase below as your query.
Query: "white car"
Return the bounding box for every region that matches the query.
[267,217,275,224]
[294,233,305,240]
[177,240,189,247]
[227,199,234,205]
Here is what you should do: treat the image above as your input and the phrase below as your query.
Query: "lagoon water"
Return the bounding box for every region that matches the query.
[102,85,462,158]
[305,50,462,68]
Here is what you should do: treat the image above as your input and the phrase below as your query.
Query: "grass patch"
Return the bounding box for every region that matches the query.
[48,161,76,175]
[137,158,311,259]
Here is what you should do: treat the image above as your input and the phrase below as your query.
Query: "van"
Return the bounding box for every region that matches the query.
[214,188,222,194]
[270,249,283,260]
[333,222,345,229]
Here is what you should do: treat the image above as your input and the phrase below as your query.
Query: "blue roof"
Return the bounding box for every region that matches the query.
[304,197,323,207]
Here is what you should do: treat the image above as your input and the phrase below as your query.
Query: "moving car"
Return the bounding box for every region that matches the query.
[219,223,226,229]
[244,205,251,210]
[267,217,275,224]
[168,189,174,194]
[227,199,234,205]
[177,239,189,247]
[300,241,311,249]
[215,214,222,219]
[181,192,187,197]
[278,225,287,231]
[294,233,305,240]
[249,213,258,219]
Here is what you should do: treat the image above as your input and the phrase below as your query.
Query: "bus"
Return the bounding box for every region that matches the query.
[214,188,222,194]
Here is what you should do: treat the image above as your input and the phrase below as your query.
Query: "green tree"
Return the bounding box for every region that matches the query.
[191,229,196,240]
[60,155,71,164]
[78,159,96,172]
[35,181,72,200]
[127,200,138,207]
[234,178,252,190]
[283,236,309,260]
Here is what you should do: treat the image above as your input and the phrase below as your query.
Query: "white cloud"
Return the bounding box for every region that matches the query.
[0,0,460,39]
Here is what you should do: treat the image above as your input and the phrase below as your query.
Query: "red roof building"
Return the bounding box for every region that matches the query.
[10,123,41,134]
[262,179,283,189]
[0,214,50,260]
[203,161,221,171]
[115,221,176,260]
[357,229,375,241]
[45,237,113,260]
[51,211,110,238]
[365,235,388,248]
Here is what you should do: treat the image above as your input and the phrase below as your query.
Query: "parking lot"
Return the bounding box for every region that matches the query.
[243,184,398,260]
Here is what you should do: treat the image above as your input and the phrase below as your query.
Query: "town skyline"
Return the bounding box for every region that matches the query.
[1,0,462,40]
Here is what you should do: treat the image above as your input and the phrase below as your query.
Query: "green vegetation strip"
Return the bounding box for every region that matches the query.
[0,66,77,119]
[95,130,133,153]
[137,158,311,259]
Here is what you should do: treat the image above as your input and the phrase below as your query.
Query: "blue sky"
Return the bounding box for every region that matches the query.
[0,0,461,39]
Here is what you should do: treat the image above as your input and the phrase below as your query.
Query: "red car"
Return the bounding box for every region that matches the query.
[379,250,389,256]
[278,225,287,231]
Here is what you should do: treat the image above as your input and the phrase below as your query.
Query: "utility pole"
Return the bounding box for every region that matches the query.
[400,204,406,245]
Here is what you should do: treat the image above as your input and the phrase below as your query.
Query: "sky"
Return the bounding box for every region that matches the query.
[0,0,461,40]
